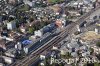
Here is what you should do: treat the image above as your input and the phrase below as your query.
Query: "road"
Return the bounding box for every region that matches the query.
[10,6,100,66]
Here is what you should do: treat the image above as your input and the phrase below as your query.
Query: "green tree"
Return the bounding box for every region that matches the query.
[18,4,30,11]
[48,0,64,3]
[71,63,75,66]
[39,21,44,28]
[61,52,72,59]
[83,63,87,66]
[28,27,35,34]
[16,50,26,60]
[74,31,80,35]
[96,42,100,47]
[89,48,94,55]
[94,62,100,66]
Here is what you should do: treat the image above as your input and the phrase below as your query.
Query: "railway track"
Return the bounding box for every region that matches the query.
[10,6,100,66]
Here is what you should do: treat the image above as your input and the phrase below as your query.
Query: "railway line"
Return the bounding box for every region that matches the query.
[10,6,100,66]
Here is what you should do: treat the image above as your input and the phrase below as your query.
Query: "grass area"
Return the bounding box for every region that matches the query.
[94,62,100,66]
[48,0,64,3]
[18,4,30,11]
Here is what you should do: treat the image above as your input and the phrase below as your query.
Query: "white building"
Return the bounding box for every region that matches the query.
[5,48,16,58]
[40,55,45,60]
[34,29,43,37]
[23,0,33,7]
[71,52,78,57]
[7,21,16,30]
[2,56,14,64]
[23,47,28,54]
[29,35,36,42]
[76,25,81,32]
[0,63,4,66]
[81,51,90,57]
[15,42,22,50]
[83,0,96,4]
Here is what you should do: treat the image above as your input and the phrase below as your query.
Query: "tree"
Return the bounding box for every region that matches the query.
[16,19,20,28]
[79,7,83,15]
[89,48,94,55]
[40,22,45,28]
[28,27,35,34]
[61,52,72,59]
[18,4,30,11]
[74,31,80,35]
[96,42,100,47]
[83,63,87,66]
[16,50,26,59]
[94,62,100,66]
[48,0,64,4]
[71,63,75,66]
[96,54,100,60]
